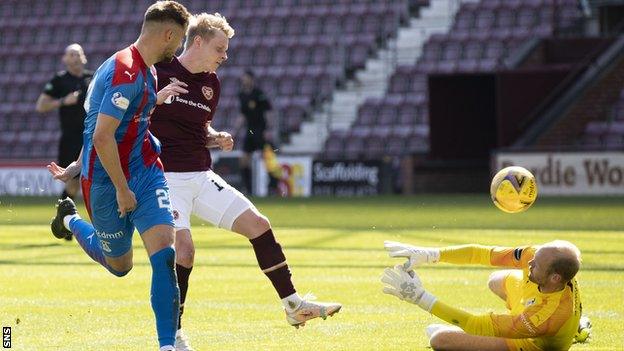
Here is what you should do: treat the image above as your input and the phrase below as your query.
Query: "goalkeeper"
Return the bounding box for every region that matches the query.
[381,240,588,351]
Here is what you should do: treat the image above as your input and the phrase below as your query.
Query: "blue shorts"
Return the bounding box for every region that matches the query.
[81,163,174,257]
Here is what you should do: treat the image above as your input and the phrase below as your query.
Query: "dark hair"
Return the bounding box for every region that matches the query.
[548,256,580,282]
[244,69,255,78]
[144,1,190,28]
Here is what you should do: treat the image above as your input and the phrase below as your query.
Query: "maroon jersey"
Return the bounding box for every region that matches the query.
[151,57,220,172]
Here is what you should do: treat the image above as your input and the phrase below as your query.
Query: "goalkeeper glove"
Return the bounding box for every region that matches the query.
[381,265,437,312]
[384,240,440,270]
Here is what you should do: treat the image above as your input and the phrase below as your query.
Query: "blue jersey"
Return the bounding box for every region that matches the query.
[82,45,162,184]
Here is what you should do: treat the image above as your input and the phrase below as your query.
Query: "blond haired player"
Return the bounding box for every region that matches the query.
[149,13,341,349]
[381,240,587,351]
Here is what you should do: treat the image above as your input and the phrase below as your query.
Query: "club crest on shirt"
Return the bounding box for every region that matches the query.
[202,86,213,101]
[524,298,536,307]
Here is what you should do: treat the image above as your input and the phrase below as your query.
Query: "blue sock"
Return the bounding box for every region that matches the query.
[149,246,179,348]
[69,217,127,277]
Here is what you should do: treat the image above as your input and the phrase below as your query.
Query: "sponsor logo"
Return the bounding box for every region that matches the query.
[520,313,537,334]
[124,70,136,80]
[100,240,112,253]
[202,86,214,100]
[95,230,124,240]
[172,96,211,112]
[313,162,379,186]
[111,92,129,110]
[172,210,179,220]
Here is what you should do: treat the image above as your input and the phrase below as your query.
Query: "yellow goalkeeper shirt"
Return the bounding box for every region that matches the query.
[432,245,582,351]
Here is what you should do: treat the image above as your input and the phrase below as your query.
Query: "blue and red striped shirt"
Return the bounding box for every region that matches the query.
[82,45,161,184]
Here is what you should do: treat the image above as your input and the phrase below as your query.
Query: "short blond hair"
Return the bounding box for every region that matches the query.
[185,12,235,49]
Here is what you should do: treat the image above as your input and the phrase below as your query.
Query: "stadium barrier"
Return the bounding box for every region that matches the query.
[493,151,624,195]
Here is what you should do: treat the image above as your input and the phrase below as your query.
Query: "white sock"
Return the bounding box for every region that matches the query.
[63,214,80,231]
[159,346,175,351]
[282,292,303,312]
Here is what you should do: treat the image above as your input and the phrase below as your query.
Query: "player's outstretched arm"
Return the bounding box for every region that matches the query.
[384,241,441,270]
[381,265,437,311]
[381,266,553,339]
[385,241,527,270]
[47,148,84,182]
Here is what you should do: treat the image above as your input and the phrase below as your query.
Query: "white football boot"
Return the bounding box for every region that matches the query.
[285,293,342,328]
[174,329,194,351]
[573,315,592,343]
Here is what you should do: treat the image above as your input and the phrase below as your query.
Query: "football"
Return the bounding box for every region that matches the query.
[490,166,538,213]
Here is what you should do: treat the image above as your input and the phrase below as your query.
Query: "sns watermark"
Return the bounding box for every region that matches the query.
[2,327,10,348]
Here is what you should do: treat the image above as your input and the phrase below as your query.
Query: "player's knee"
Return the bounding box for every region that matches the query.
[109,267,132,277]
[107,261,133,277]
[488,271,506,298]
[252,212,271,232]
[487,272,499,291]
[428,331,452,351]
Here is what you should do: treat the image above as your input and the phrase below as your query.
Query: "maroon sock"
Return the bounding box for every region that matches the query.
[249,229,296,298]
[176,264,193,329]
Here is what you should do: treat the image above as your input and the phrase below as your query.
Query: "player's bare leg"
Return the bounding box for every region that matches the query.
[51,198,133,276]
[104,250,133,273]
[231,207,342,328]
[65,177,80,198]
[487,270,514,302]
[428,328,509,351]
[174,228,195,351]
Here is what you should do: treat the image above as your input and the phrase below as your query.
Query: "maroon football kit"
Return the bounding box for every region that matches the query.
[151,56,220,172]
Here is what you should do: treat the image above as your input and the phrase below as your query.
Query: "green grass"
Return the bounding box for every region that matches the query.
[0,195,622,350]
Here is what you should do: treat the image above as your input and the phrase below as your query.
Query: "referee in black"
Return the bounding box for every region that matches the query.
[36,44,93,239]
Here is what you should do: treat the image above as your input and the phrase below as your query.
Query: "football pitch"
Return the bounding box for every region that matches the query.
[0,195,622,350]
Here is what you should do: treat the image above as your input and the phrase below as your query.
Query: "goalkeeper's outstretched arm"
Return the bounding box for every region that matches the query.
[382,266,566,339]
[385,241,533,270]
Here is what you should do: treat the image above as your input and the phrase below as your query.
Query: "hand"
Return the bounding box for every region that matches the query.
[62,91,80,106]
[206,135,220,149]
[214,131,234,151]
[381,265,436,312]
[116,187,137,218]
[47,161,81,182]
[384,240,440,271]
[157,80,188,105]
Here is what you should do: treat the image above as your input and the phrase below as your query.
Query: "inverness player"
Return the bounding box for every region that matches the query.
[48,2,191,350]
[149,13,342,347]
[382,240,587,351]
